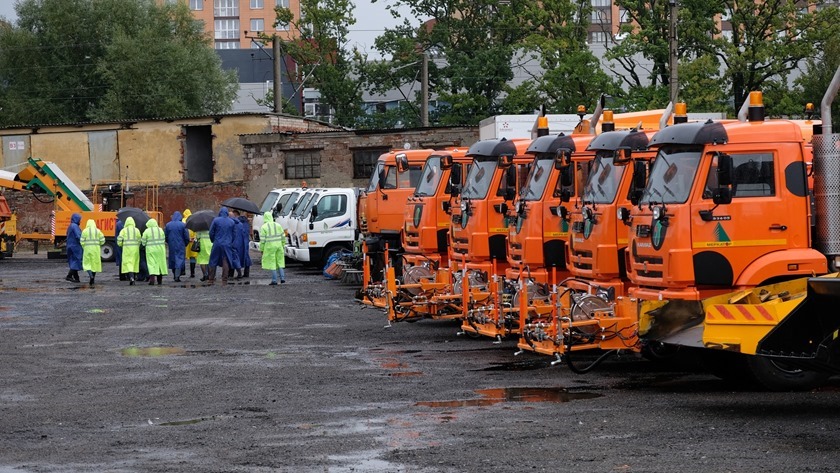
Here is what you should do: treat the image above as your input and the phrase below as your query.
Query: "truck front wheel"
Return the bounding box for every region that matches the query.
[100,241,117,263]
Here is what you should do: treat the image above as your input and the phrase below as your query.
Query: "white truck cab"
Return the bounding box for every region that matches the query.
[285,189,325,261]
[250,187,303,251]
[288,187,360,268]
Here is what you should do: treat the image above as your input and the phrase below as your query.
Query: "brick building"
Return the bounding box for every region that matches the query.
[239,127,479,202]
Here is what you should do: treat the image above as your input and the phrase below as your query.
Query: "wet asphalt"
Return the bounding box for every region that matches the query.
[1,252,839,472]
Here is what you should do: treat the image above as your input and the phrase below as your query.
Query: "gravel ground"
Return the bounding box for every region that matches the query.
[1,252,839,473]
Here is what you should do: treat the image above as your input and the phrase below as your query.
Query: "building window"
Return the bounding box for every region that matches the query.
[214,0,238,17]
[285,150,321,180]
[251,0,264,8]
[353,148,389,179]
[276,0,290,7]
[215,19,240,39]
[619,8,630,23]
[591,8,611,23]
[589,31,608,43]
[189,0,203,9]
[250,18,264,32]
[215,41,240,49]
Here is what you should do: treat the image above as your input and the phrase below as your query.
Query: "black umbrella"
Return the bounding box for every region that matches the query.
[116,207,150,232]
[185,210,216,232]
[221,197,260,214]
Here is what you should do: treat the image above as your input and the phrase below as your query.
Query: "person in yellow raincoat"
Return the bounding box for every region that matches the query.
[117,216,142,285]
[183,209,198,278]
[141,218,168,285]
[196,229,212,281]
[80,219,105,287]
[259,210,286,285]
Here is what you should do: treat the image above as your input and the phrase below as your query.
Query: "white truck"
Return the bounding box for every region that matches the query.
[252,187,360,268]
[287,187,360,268]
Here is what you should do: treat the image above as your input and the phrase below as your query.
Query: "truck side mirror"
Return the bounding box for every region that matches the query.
[554,149,572,170]
[713,187,732,205]
[559,165,573,188]
[396,153,409,173]
[310,206,318,221]
[440,154,453,170]
[613,147,632,166]
[629,160,647,205]
[498,154,514,168]
[716,153,733,186]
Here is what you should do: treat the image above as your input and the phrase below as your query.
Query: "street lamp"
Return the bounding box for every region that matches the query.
[669,0,678,104]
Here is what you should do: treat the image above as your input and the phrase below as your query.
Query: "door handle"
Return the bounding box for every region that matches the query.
[769,224,787,231]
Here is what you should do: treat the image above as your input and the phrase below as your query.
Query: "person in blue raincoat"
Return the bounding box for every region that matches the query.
[236,212,252,278]
[164,211,190,282]
[208,207,238,283]
[65,213,83,283]
[228,210,245,279]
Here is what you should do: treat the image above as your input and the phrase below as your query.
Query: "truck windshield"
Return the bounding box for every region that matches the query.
[583,153,626,204]
[292,192,315,217]
[520,158,553,201]
[301,192,320,218]
[367,162,384,192]
[415,157,442,197]
[461,158,497,199]
[260,191,280,213]
[641,146,702,204]
[279,192,300,217]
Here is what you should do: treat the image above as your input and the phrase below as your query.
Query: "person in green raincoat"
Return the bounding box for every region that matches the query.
[80,219,105,287]
[196,229,213,281]
[117,216,142,285]
[259,211,286,285]
[141,218,168,285]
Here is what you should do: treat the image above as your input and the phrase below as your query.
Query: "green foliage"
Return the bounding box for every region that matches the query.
[0,0,238,126]
[678,54,729,114]
[268,0,365,127]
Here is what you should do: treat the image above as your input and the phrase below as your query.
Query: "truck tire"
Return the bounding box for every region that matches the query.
[744,355,829,392]
[321,244,349,269]
[100,241,117,263]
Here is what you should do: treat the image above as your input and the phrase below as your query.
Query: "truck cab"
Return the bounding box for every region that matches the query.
[289,187,360,268]
[566,128,655,298]
[627,117,825,301]
[285,189,324,261]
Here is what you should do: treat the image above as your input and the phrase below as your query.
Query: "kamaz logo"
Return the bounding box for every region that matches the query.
[636,242,652,248]
[573,238,584,244]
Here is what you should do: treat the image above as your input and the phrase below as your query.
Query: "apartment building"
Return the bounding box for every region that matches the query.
[169,0,301,49]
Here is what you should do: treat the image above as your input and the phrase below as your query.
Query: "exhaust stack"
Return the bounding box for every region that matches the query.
[812,65,840,270]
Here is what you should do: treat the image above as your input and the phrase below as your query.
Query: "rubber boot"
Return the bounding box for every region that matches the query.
[190,262,196,278]
[157,275,163,285]
[148,276,155,285]
[90,274,95,287]
[129,273,135,285]
[174,269,181,282]
[65,270,74,282]
[243,267,250,278]
[72,270,81,283]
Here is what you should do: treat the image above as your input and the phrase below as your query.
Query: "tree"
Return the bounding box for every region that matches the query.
[270,0,365,127]
[371,0,533,126]
[511,0,620,113]
[0,0,237,126]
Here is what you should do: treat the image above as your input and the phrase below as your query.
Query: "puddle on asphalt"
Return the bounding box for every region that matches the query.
[120,346,186,357]
[416,387,602,408]
[157,416,215,426]
[389,372,423,377]
[86,308,106,314]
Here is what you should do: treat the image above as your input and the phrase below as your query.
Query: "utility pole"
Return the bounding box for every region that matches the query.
[273,36,282,114]
[420,52,429,127]
[669,0,679,104]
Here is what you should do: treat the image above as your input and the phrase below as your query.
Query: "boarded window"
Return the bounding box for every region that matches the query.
[184,126,214,183]
[353,148,388,179]
[285,150,321,179]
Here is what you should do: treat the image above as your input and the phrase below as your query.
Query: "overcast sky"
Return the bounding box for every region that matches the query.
[0,1,415,58]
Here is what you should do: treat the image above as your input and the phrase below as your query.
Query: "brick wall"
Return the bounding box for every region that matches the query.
[239,127,479,201]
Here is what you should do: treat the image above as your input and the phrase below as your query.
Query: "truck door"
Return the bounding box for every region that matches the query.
[691,148,788,286]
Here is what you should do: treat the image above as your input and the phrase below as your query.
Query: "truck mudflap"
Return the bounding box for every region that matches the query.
[756,275,840,374]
